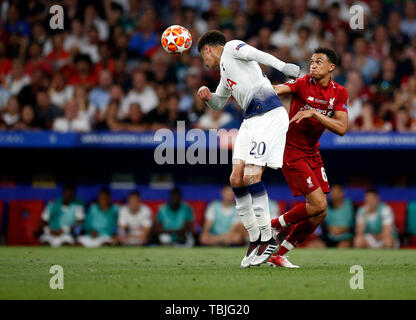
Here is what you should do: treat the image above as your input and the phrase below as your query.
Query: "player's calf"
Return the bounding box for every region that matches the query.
[272,188,327,230]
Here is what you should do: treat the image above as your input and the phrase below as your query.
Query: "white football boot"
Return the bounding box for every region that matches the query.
[240,239,261,268]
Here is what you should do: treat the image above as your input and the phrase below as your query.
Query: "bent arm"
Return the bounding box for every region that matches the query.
[314,110,348,136]
[205,93,229,111]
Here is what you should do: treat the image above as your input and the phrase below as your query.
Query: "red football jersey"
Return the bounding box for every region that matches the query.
[285,75,348,159]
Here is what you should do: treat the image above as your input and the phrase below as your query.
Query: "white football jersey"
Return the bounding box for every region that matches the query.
[215,40,277,111]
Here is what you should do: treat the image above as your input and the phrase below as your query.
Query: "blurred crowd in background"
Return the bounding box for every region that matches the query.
[0,0,416,133]
[36,184,416,249]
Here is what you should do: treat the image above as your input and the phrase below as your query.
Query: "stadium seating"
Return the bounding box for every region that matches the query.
[7,200,44,246]
[142,200,165,221]
[186,200,207,234]
[386,202,408,235]
[0,201,3,234]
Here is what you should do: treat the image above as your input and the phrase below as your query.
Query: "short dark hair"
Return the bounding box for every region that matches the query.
[313,47,339,65]
[365,187,379,195]
[170,187,182,197]
[129,190,141,198]
[197,30,226,52]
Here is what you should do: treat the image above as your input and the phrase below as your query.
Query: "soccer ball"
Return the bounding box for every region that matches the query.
[161,25,192,55]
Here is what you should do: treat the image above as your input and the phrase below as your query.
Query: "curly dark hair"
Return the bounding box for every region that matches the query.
[197,30,226,52]
[313,47,339,65]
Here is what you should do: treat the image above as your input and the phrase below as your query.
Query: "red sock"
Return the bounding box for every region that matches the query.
[276,220,318,256]
[271,203,309,229]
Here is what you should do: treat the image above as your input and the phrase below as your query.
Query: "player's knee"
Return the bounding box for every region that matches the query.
[229,174,244,187]
[242,174,261,186]
[313,197,327,214]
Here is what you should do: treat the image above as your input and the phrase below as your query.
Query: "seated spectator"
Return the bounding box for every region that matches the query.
[354,188,399,249]
[35,90,62,129]
[49,72,74,109]
[178,67,203,112]
[117,191,153,245]
[67,53,98,89]
[344,82,363,126]
[352,101,384,132]
[407,200,416,245]
[73,85,97,122]
[12,104,41,130]
[270,15,297,49]
[120,103,148,131]
[4,60,31,96]
[38,185,84,247]
[165,94,190,129]
[1,96,20,128]
[353,37,380,85]
[121,70,159,117]
[154,187,194,247]
[77,188,119,248]
[0,42,13,79]
[94,98,122,131]
[88,70,112,113]
[93,42,116,77]
[25,41,53,76]
[199,185,246,246]
[197,108,232,130]
[46,32,70,70]
[128,8,159,57]
[64,18,87,52]
[392,106,416,132]
[52,99,91,132]
[3,4,31,37]
[323,184,355,248]
[144,101,169,130]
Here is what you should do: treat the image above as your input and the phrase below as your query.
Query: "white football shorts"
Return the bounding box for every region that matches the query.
[232,106,289,169]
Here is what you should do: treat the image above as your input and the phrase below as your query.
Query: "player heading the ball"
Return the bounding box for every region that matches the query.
[196,30,300,268]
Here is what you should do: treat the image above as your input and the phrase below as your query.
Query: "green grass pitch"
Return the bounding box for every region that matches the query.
[0,247,415,300]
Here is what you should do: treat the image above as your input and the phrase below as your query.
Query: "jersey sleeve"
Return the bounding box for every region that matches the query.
[142,205,153,228]
[227,40,251,61]
[284,77,304,94]
[381,204,394,226]
[228,40,286,71]
[356,207,365,225]
[41,203,51,222]
[215,77,231,98]
[334,87,349,113]
[118,206,128,227]
[204,202,216,222]
[75,205,85,221]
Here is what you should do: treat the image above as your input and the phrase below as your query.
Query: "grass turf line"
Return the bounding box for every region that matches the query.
[0,247,415,299]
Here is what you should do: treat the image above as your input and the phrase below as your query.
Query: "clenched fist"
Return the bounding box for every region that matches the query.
[197,86,212,102]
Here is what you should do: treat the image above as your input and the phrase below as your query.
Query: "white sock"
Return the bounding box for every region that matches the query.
[235,193,260,242]
[251,192,272,241]
[280,240,295,255]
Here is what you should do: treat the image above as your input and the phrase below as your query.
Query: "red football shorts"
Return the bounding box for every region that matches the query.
[282,151,330,197]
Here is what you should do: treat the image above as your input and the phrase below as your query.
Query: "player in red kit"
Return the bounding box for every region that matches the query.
[268,47,349,268]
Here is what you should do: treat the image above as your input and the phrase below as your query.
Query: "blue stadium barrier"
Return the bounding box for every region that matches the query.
[0,184,415,202]
[0,131,415,149]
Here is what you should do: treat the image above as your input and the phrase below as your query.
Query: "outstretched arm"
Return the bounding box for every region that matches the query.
[290,110,348,136]
[273,84,292,96]
[234,42,300,78]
